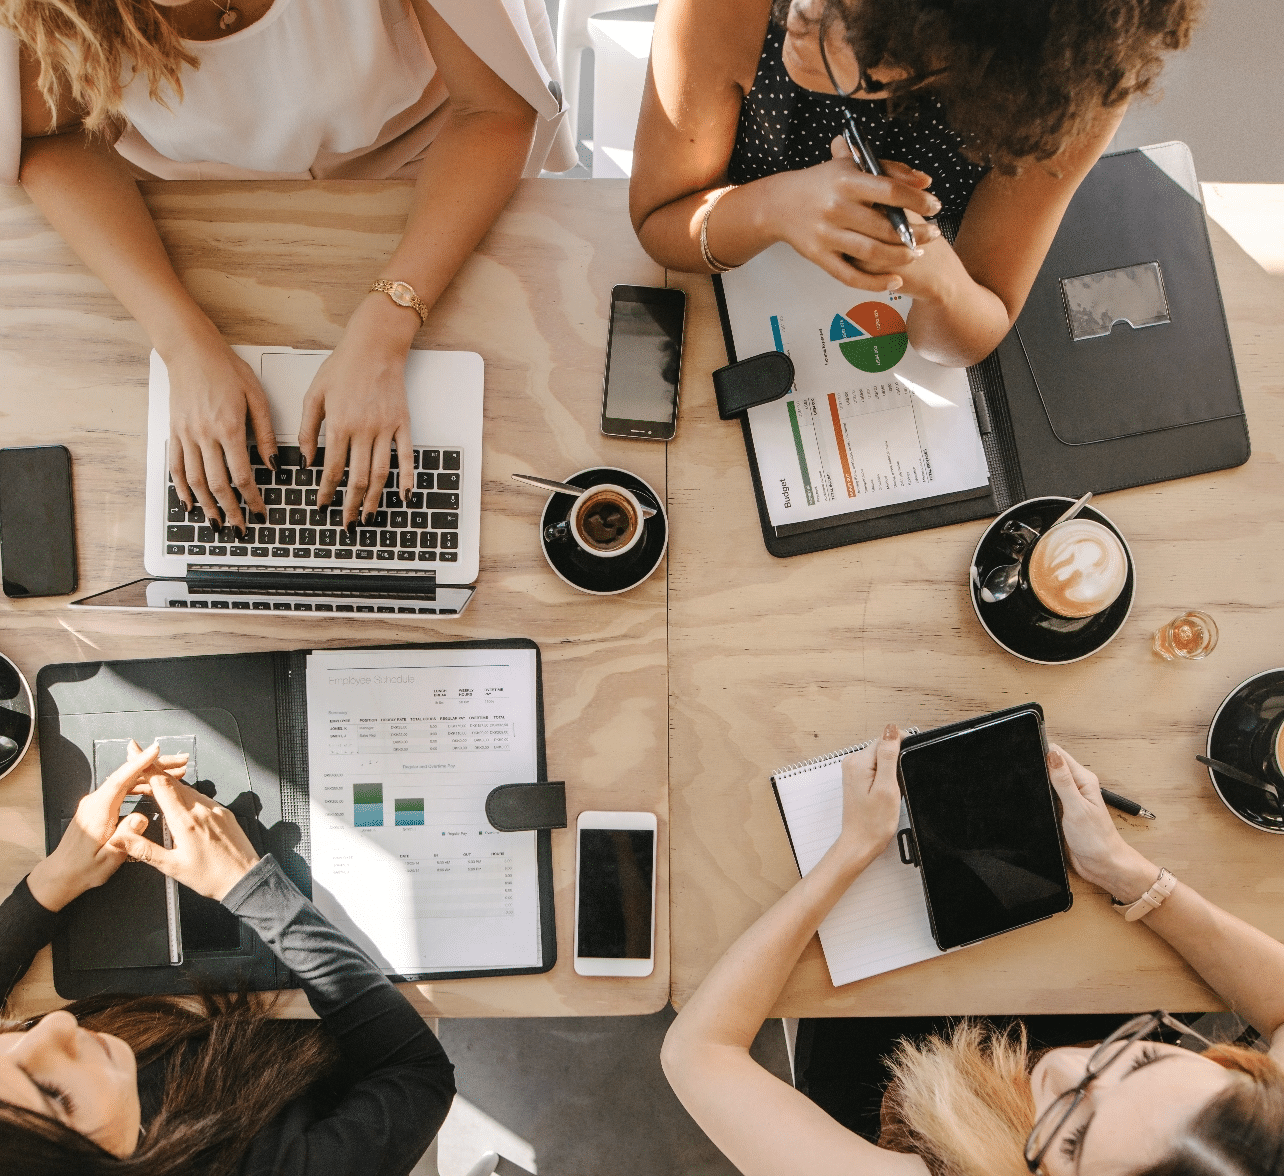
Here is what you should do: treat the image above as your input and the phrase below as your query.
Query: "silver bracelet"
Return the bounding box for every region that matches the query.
[700,186,737,273]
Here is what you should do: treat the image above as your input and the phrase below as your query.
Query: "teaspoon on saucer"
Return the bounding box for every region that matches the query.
[511,473,656,518]
[978,493,1095,604]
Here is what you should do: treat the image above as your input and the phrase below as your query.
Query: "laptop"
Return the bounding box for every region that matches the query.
[72,346,482,617]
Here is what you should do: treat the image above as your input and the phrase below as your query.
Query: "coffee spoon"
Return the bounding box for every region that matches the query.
[1196,754,1283,811]
[978,493,1096,604]
[511,473,656,518]
[1053,490,1093,526]
[979,559,1022,604]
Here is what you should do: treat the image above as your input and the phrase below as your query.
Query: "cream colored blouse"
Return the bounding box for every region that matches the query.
[0,0,574,183]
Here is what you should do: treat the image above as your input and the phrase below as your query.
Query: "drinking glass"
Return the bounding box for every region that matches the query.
[1152,611,1218,660]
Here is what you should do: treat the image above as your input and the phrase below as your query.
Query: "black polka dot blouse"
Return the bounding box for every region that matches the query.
[728,23,988,220]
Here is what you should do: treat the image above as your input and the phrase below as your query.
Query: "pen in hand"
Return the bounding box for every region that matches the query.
[1099,787,1157,820]
[839,110,918,252]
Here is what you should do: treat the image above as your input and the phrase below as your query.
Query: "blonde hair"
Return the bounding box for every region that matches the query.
[884,1022,1284,1176]
[883,1020,1036,1176]
[1,0,197,133]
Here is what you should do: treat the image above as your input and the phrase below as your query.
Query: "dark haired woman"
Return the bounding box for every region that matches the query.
[662,727,1284,1176]
[0,740,454,1173]
[630,0,1199,367]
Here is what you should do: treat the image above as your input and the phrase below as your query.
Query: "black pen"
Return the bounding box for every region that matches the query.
[1100,787,1157,820]
[838,109,917,251]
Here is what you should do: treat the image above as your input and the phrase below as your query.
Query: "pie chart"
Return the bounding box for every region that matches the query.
[829,302,908,372]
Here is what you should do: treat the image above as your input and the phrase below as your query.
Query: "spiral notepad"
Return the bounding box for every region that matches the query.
[771,733,951,986]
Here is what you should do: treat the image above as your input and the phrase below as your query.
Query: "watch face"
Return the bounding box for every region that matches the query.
[389,281,414,306]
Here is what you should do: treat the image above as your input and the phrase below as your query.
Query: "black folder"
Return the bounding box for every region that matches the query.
[713,143,1250,556]
[36,639,561,998]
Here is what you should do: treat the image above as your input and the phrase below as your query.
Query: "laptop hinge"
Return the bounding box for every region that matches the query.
[184,565,437,596]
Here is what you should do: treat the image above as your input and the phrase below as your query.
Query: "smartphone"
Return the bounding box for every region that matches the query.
[600,285,686,441]
[0,445,77,597]
[574,810,658,976]
[898,705,1072,951]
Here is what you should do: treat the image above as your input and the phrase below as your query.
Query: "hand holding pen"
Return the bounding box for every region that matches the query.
[837,110,920,252]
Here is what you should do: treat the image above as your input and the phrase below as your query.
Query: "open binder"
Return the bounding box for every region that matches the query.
[37,639,561,998]
[713,143,1250,556]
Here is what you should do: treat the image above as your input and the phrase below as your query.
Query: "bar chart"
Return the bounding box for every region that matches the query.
[353,782,383,827]
[395,797,426,826]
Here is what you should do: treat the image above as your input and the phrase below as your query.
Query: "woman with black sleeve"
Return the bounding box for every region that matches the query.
[0,739,454,1174]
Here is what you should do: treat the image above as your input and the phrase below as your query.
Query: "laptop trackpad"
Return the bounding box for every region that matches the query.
[258,350,326,438]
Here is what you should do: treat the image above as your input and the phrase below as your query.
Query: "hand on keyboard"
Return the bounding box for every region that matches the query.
[166,336,278,533]
[297,334,415,528]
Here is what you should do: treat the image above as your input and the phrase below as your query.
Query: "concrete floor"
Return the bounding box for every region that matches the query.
[432,1010,791,1176]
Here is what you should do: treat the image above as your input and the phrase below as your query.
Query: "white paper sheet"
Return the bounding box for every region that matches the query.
[305,648,543,975]
[719,243,990,530]
[774,752,947,986]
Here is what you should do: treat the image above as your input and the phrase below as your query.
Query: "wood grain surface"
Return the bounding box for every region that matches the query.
[0,178,670,1019]
[665,191,1284,1016]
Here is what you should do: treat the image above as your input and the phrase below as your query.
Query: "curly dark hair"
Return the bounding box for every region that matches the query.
[775,0,1201,171]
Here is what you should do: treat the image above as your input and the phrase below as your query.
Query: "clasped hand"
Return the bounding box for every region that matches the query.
[770,139,943,293]
[27,739,260,913]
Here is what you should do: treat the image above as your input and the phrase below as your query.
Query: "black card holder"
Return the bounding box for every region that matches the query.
[712,351,795,419]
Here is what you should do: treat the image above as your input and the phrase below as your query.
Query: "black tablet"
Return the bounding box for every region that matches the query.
[898,705,1072,951]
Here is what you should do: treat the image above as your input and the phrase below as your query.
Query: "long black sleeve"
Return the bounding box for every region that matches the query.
[0,876,68,1005]
[224,856,454,1176]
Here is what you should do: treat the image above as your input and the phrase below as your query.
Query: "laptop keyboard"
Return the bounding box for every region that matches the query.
[165,444,462,566]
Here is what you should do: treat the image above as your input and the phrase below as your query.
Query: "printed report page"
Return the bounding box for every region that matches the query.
[305,647,542,974]
[720,242,990,532]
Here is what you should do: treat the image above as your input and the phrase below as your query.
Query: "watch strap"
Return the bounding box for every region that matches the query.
[1112,867,1176,921]
[369,279,430,327]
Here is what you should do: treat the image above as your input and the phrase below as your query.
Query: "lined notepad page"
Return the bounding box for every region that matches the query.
[773,750,944,986]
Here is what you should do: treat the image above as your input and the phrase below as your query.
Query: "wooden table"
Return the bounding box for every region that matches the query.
[665,186,1284,1016]
[0,177,669,1018]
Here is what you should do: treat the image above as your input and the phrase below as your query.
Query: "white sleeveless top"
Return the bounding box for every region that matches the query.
[119,0,433,176]
[0,0,573,182]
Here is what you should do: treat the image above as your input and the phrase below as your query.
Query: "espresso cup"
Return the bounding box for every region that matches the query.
[1025,518,1129,619]
[566,484,645,559]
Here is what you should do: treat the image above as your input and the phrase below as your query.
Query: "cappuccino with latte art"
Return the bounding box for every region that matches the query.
[1027,518,1129,619]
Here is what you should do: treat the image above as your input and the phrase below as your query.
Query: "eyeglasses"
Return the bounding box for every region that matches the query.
[815,13,885,98]
[1024,1011,1211,1174]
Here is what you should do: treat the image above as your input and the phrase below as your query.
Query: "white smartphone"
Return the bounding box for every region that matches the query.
[573,810,658,977]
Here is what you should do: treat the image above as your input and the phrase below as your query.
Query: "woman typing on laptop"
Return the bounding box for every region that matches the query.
[663,727,1284,1176]
[3,0,571,532]
[0,739,454,1172]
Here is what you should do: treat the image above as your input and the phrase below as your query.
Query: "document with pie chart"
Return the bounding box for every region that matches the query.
[718,243,990,533]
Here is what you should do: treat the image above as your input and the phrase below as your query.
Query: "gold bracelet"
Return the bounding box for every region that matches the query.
[370,279,429,327]
[700,186,738,273]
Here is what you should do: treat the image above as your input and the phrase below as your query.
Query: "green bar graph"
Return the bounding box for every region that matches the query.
[395,797,425,827]
[353,782,384,827]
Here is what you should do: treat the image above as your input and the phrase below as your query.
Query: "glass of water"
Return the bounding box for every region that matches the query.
[1152,611,1219,661]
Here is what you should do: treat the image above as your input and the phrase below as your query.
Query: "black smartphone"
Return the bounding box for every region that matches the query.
[0,445,78,597]
[601,285,686,441]
[898,705,1072,951]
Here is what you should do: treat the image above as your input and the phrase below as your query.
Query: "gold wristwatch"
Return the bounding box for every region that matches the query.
[369,279,429,326]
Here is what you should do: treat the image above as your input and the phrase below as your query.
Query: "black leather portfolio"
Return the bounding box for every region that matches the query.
[37,639,561,998]
[713,142,1250,557]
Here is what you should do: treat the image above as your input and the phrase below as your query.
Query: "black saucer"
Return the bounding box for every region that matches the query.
[540,468,667,595]
[0,652,33,782]
[1207,669,1284,834]
[969,497,1135,664]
